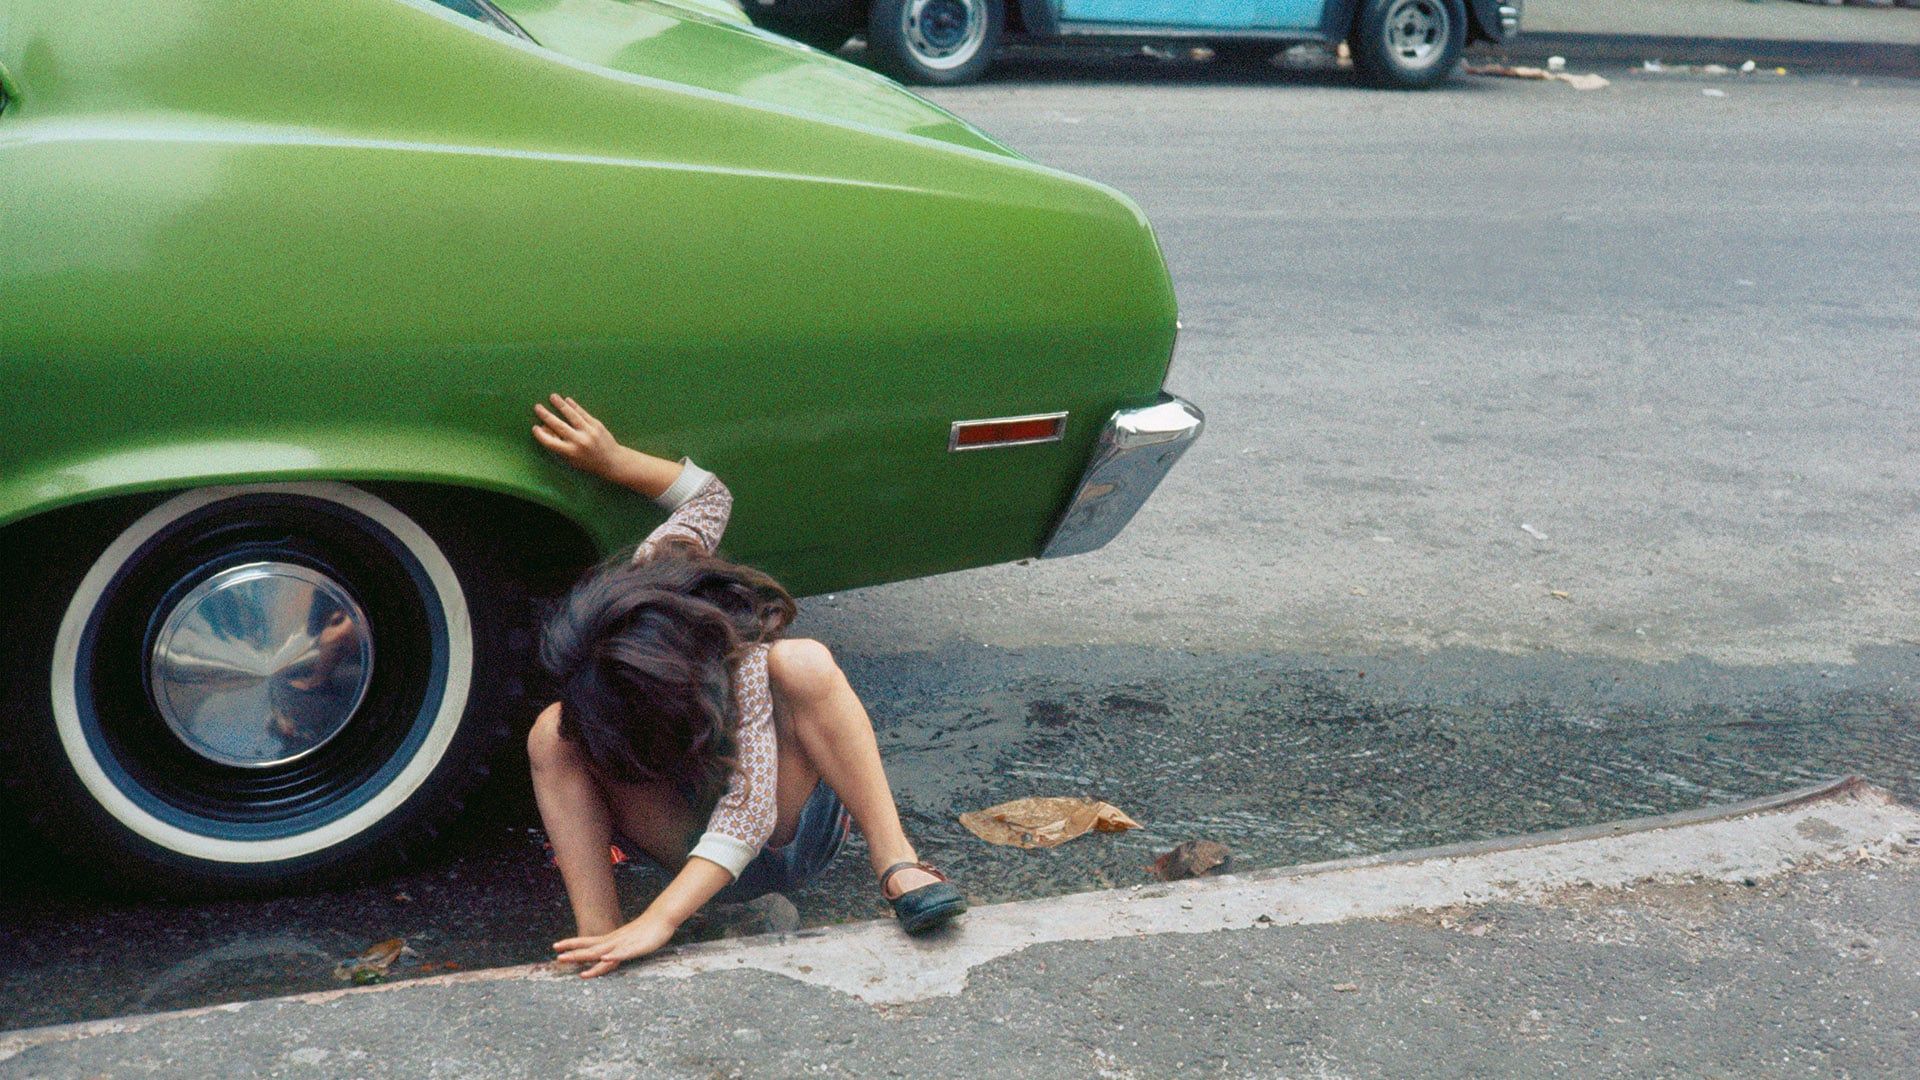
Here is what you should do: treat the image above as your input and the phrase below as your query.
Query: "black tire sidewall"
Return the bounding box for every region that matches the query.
[1350,0,1465,89]
[867,0,1003,86]
[0,485,517,896]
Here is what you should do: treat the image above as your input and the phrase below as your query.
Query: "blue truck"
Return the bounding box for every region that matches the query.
[744,0,1521,87]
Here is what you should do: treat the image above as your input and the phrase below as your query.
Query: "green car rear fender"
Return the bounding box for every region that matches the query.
[0,0,1179,595]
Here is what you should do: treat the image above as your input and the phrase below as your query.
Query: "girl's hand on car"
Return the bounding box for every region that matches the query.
[552,913,677,978]
[532,394,629,482]
[532,394,690,499]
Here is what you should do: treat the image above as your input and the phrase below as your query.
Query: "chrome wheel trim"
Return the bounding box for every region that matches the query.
[1383,0,1447,68]
[148,561,375,769]
[50,483,473,864]
[901,0,988,71]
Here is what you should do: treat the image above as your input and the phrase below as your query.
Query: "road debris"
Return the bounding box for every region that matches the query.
[1149,840,1235,881]
[332,938,414,985]
[960,797,1141,849]
[1520,523,1548,540]
[1645,58,1786,77]
[710,893,802,938]
[1466,63,1609,90]
[541,840,631,868]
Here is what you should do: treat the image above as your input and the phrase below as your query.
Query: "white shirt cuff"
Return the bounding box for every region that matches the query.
[688,831,759,879]
[652,459,714,511]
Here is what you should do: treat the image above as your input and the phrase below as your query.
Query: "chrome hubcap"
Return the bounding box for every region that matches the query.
[1384,0,1447,66]
[148,562,374,769]
[904,0,986,69]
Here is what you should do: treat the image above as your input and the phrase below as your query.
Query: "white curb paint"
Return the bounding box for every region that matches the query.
[5,778,1916,1060]
[638,777,1920,1004]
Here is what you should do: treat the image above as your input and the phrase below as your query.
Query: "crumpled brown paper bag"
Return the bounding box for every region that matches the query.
[959,797,1141,849]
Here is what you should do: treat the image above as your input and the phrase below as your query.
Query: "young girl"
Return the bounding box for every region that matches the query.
[526,395,965,978]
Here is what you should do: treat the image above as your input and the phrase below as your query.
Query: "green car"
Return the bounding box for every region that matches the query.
[0,0,1199,892]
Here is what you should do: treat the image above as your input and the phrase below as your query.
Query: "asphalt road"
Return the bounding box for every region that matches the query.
[815,54,1920,667]
[3,58,1917,1034]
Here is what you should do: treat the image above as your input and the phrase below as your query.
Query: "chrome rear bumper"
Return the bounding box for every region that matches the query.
[1041,393,1204,559]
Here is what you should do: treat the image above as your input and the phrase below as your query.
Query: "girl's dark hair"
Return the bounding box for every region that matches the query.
[540,552,796,799]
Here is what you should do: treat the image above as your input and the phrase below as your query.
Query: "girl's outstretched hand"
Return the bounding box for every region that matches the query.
[552,913,677,978]
[532,394,687,499]
[532,394,628,483]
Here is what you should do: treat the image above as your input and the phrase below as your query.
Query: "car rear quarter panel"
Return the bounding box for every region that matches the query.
[0,0,1178,594]
[492,0,1015,154]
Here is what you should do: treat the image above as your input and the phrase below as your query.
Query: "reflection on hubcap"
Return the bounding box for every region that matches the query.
[149,562,374,769]
[1385,0,1446,64]
[904,0,986,69]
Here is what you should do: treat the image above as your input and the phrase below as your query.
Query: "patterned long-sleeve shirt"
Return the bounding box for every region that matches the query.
[635,462,777,879]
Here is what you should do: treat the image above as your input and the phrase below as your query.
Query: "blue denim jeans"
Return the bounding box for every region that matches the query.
[711,781,850,902]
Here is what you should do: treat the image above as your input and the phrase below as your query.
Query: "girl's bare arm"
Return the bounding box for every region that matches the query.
[552,856,734,978]
[532,394,685,498]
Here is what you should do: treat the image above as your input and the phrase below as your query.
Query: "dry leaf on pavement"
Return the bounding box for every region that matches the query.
[1149,840,1234,881]
[959,797,1141,849]
[333,938,413,984]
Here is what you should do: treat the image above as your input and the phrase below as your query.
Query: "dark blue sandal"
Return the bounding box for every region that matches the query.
[880,861,968,934]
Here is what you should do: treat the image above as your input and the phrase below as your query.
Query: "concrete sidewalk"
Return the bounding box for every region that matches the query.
[1502,0,1920,74]
[5,778,1917,1078]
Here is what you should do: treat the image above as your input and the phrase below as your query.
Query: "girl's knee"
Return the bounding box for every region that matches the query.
[527,702,576,772]
[769,638,843,703]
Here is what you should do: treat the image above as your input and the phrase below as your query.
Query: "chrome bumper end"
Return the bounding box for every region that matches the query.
[1041,393,1204,559]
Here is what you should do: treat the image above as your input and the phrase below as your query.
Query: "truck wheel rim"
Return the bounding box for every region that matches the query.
[1384,0,1447,67]
[903,0,987,69]
[148,561,376,769]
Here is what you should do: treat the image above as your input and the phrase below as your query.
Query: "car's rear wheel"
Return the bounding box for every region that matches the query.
[1348,0,1464,89]
[867,0,1002,86]
[0,483,517,894]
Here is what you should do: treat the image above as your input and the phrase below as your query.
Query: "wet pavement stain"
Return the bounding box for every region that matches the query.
[853,645,1920,910]
[3,643,1918,1031]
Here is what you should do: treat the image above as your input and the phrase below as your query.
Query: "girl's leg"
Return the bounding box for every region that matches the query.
[528,703,622,935]
[528,702,700,935]
[767,639,941,897]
